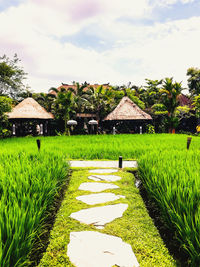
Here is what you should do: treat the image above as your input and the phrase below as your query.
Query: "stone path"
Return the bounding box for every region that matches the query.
[70,203,128,229]
[67,166,140,267]
[68,231,139,267]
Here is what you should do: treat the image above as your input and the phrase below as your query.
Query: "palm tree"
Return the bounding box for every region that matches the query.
[50,87,74,135]
[114,83,145,110]
[85,85,115,122]
[68,82,89,113]
[143,79,163,108]
[32,92,56,112]
[160,78,182,133]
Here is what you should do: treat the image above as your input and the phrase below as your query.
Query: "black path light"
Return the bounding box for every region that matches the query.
[88,119,98,134]
[187,137,192,150]
[119,156,123,168]
[67,120,77,134]
[36,139,41,151]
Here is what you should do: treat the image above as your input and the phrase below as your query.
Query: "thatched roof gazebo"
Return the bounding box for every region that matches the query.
[8,97,54,136]
[103,96,152,133]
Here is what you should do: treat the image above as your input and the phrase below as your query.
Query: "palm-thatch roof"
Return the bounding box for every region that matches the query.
[7,97,54,119]
[104,96,152,121]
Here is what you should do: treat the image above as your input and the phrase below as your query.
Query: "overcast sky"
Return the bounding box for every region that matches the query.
[0,0,200,92]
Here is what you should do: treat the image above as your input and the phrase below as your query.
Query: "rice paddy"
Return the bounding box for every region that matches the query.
[0,134,200,265]
[0,151,69,266]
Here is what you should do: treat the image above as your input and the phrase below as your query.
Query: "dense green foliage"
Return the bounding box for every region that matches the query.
[0,151,69,266]
[25,78,189,134]
[0,54,27,99]
[187,67,200,96]
[0,54,196,134]
[0,96,12,137]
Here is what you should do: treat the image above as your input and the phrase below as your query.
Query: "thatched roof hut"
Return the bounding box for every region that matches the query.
[7,97,54,119]
[8,98,54,136]
[104,96,152,121]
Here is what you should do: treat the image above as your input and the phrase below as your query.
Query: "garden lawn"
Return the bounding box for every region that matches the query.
[39,168,176,267]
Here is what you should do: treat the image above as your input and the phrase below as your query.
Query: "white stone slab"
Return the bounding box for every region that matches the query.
[70,160,138,168]
[68,231,139,267]
[79,182,119,192]
[76,193,125,205]
[88,175,121,182]
[89,169,118,174]
[70,204,128,228]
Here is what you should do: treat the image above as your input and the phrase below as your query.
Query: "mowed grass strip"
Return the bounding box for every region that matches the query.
[39,168,176,267]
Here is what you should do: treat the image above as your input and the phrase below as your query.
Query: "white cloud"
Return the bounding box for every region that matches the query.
[153,0,195,7]
[0,0,199,92]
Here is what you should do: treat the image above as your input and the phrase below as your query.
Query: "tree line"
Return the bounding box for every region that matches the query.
[1,54,200,136]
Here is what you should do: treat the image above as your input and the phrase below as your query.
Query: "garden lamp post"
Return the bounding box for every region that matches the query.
[88,119,98,134]
[67,120,77,135]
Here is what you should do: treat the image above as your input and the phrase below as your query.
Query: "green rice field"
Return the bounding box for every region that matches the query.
[0,134,200,265]
[0,133,195,159]
[0,151,69,266]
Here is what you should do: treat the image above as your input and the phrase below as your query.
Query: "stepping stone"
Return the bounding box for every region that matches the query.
[70,204,128,228]
[89,169,118,174]
[76,193,125,205]
[68,231,139,267]
[88,175,121,182]
[79,182,119,192]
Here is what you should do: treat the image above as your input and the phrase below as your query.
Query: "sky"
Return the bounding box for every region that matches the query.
[0,0,200,93]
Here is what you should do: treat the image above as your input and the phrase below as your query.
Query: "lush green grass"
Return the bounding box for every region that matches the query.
[139,149,200,265]
[1,134,200,265]
[0,152,69,266]
[39,168,176,267]
[0,134,197,159]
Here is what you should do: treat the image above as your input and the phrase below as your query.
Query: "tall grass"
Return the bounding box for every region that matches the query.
[0,152,69,266]
[0,134,194,159]
[138,149,200,265]
[1,134,200,265]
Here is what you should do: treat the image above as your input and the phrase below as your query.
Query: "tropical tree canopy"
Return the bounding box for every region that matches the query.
[0,54,27,99]
[85,85,116,121]
[68,82,89,113]
[193,95,200,118]
[187,67,200,96]
[50,87,74,135]
[159,78,183,131]
[0,96,12,137]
